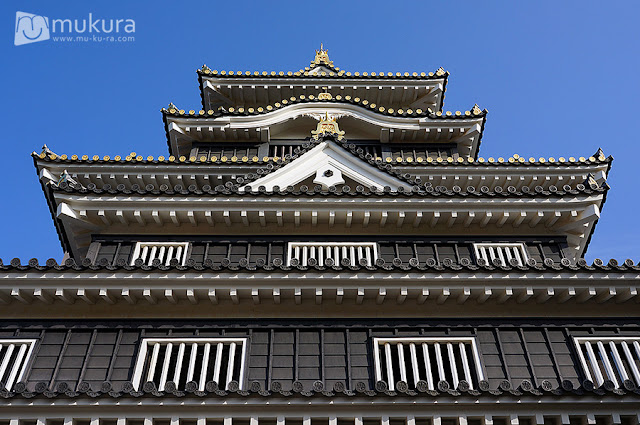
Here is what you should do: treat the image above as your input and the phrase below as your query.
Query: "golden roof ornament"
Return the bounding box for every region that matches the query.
[435,67,446,76]
[202,64,212,73]
[167,102,179,112]
[311,43,333,67]
[311,112,345,140]
[318,87,333,100]
[472,104,483,115]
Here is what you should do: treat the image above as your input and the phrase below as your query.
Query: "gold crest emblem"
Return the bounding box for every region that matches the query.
[318,87,333,100]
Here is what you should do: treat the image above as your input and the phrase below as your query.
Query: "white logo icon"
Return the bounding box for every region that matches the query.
[15,11,50,46]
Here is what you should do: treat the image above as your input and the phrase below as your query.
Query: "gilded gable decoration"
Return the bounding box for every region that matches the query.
[311,112,345,140]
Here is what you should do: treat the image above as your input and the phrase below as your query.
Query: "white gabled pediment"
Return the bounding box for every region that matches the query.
[243,142,411,192]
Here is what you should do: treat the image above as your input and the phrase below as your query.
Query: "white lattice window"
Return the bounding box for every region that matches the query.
[132,338,247,391]
[0,339,37,391]
[473,243,528,266]
[574,337,640,389]
[130,242,190,266]
[372,337,484,391]
[287,242,378,266]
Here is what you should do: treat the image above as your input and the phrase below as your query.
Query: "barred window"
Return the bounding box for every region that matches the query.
[388,143,457,160]
[269,144,302,158]
[0,339,37,391]
[574,337,640,389]
[132,338,247,391]
[130,242,190,266]
[287,242,379,267]
[473,243,528,266]
[195,144,260,160]
[372,337,484,391]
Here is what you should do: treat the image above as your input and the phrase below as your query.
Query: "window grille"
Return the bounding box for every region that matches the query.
[372,337,484,391]
[95,238,567,268]
[573,337,640,389]
[130,242,190,266]
[356,145,382,157]
[287,242,379,266]
[195,144,260,160]
[0,339,37,391]
[270,144,381,159]
[131,338,247,391]
[269,144,301,158]
[473,243,528,266]
[388,144,457,160]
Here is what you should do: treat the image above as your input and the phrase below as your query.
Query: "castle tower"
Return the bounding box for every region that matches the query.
[1,46,638,425]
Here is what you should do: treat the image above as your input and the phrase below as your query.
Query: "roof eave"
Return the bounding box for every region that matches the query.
[32,155,73,258]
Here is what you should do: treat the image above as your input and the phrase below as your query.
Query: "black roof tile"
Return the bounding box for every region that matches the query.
[1,256,637,273]
[197,66,449,81]
[164,95,481,119]
[44,135,610,198]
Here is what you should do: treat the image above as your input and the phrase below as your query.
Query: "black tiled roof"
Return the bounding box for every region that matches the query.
[161,97,486,156]
[32,137,612,261]
[196,65,450,117]
[1,256,637,273]
[49,179,609,198]
[33,149,613,168]
[197,67,449,81]
[163,95,482,119]
[46,137,611,198]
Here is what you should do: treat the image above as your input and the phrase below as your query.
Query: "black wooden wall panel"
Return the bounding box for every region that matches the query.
[26,331,65,390]
[55,331,91,388]
[247,331,269,387]
[348,330,371,384]
[0,320,636,393]
[93,237,569,268]
[476,330,507,384]
[271,331,294,386]
[499,330,533,383]
[324,331,347,389]
[545,329,580,386]
[83,331,118,384]
[298,331,321,386]
[525,330,557,386]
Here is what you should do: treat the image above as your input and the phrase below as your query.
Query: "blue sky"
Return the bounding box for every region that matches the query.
[2,1,639,262]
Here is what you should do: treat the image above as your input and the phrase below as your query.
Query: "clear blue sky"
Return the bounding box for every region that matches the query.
[2,1,639,262]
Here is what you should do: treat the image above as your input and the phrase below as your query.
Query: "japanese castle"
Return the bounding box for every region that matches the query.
[1,46,639,425]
